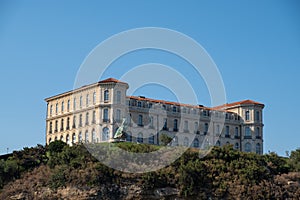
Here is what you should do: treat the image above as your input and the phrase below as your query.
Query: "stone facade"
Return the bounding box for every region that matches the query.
[45,78,264,154]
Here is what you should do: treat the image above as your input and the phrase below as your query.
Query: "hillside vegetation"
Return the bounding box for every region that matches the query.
[0,141,299,199]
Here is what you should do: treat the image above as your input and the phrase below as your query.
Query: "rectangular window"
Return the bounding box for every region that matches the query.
[163,118,168,130]
[116,109,121,121]
[184,121,188,132]
[116,91,121,104]
[204,123,208,134]
[103,109,109,122]
[225,126,230,138]
[138,115,143,126]
[235,127,239,138]
[245,127,251,139]
[149,116,154,127]
[173,119,178,131]
[256,111,260,121]
[92,111,96,124]
[245,111,250,121]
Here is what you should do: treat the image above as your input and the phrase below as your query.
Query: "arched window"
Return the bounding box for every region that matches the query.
[55,120,58,132]
[79,114,82,127]
[85,131,89,143]
[93,92,96,104]
[54,136,57,141]
[137,133,143,143]
[148,134,155,144]
[49,122,52,133]
[86,112,89,125]
[193,138,199,148]
[72,133,76,143]
[126,132,132,142]
[245,142,252,152]
[245,110,250,121]
[172,136,178,146]
[61,101,64,112]
[216,140,221,146]
[235,143,239,150]
[103,108,109,122]
[138,115,143,126]
[102,127,109,141]
[78,132,82,143]
[56,103,58,114]
[194,122,199,134]
[48,137,52,144]
[183,137,189,147]
[80,96,83,108]
[116,91,121,104]
[66,134,70,145]
[60,135,64,141]
[50,105,53,115]
[256,143,261,154]
[67,100,70,111]
[60,119,64,131]
[73,98,76,110]
[72,116,76,128]
[104,90,109,101]
[92,129,96,143]
[86,94,89,107]
[225,126,230,138]
[66,117,70,130]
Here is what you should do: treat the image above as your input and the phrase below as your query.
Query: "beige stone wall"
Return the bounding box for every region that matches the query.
[45,80,264,154]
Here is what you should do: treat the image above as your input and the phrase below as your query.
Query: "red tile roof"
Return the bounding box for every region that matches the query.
[213,99,264,110]
[98,78,127,84]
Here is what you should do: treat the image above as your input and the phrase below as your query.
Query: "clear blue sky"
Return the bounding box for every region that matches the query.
[0,0,299,156]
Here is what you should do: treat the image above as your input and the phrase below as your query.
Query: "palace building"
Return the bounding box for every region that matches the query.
[45,78,265,154]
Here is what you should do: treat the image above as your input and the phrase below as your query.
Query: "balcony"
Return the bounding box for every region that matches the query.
[244,136,252,139]
[234,135,240,139]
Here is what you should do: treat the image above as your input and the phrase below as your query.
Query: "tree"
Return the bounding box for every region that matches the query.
[159,134,173,146]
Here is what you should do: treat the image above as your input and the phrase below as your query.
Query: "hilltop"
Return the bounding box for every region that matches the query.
[0,141,299,199]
